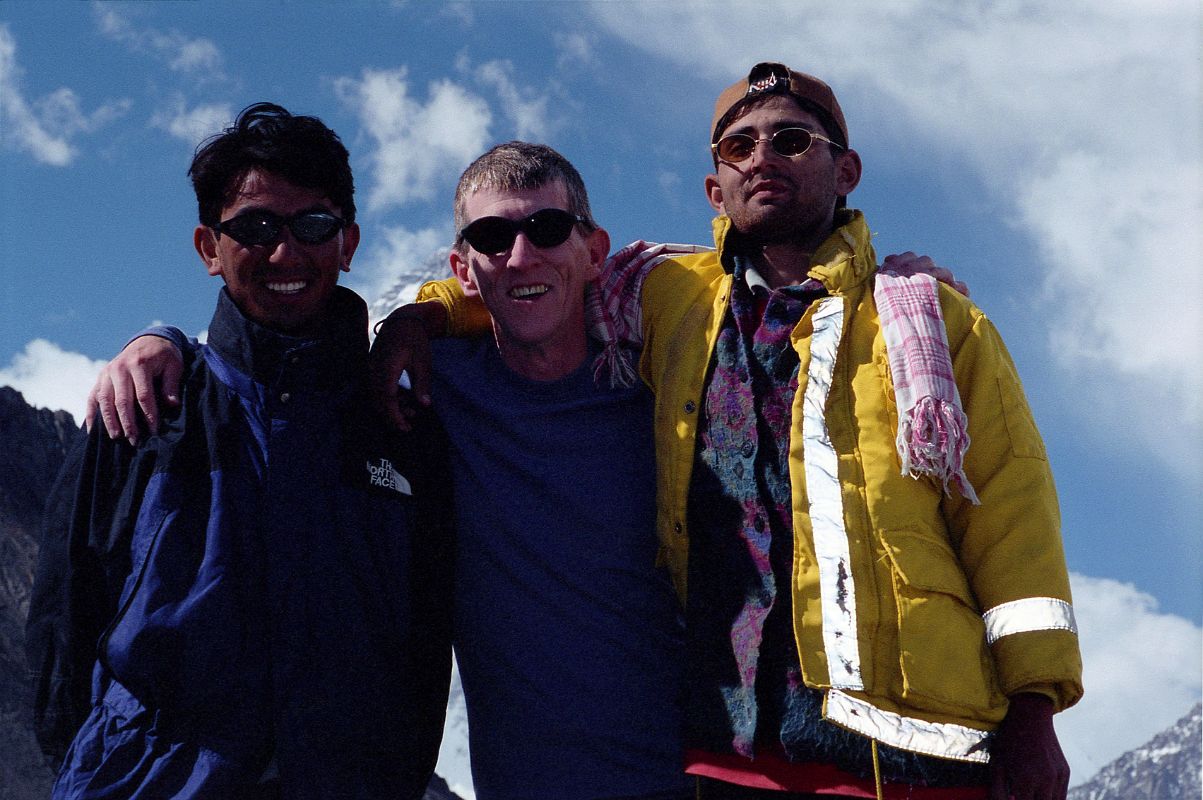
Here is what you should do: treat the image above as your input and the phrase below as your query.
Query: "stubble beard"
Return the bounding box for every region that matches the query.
[730,198,835,250]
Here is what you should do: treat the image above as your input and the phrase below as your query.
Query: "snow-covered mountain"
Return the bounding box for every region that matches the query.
[366,244,453,328]
[1068,702,1201,800]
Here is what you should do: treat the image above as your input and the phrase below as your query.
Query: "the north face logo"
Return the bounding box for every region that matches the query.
[366,457,412,495]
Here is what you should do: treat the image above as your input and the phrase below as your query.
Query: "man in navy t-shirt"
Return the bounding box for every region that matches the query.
[412,142,688,800]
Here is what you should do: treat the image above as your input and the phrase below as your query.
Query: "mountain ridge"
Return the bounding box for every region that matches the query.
[1067,701,1201,800]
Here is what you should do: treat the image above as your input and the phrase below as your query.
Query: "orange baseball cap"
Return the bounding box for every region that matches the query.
[711,62,848,149]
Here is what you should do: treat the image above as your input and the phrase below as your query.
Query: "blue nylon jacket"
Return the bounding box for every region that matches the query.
[27,287,453,800]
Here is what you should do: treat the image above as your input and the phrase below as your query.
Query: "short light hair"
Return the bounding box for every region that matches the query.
[453,141,596,254]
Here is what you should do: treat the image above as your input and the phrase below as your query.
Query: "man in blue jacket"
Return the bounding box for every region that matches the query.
[26,102,453,800]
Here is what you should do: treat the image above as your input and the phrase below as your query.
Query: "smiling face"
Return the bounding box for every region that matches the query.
[195,168,359,335]
[449,180,609,380]
[705,94,861,249]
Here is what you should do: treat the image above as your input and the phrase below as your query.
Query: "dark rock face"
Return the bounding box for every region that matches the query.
[1069,702,1202,800]
[0,387,80,800]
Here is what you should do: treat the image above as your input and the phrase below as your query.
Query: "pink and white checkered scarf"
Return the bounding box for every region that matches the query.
[588,241,980,505]
[875,270,980,504]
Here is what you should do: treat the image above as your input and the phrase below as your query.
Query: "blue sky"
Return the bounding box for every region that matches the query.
[1,1,1200,792]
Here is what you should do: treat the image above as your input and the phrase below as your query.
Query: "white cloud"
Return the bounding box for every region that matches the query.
[585,0,1203,478]
[0,24,129,166]
[92,5,224,77]
[0,340,107,424]
[150,96,233,146]
[1058,573,1202,784]
[440,2,475,25]
[170,39,222,74]
[334,67,492,211]
[473,59,553,142]
[554,32,596,73]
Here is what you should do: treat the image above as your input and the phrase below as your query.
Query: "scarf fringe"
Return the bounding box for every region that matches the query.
[593,344,639,389]
[896,395,981,505]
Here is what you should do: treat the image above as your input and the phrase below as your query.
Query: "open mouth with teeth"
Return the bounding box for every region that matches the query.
[266,280,309,295]
[509,283,550,299]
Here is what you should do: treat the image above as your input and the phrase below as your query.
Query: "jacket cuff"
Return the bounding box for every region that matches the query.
[992,629,1084,713]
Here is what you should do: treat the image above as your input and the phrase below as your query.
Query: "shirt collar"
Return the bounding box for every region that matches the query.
[206,285,369,391]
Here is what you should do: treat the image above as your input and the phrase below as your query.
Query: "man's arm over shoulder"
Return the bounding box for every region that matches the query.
[87,326,195,444]
[414,278,491,336]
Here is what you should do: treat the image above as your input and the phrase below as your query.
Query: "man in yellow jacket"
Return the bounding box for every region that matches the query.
[628,62,1082,800]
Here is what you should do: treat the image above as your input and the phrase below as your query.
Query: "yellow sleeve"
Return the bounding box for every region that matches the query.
[415,278,493,336]
[940,295,1083,712]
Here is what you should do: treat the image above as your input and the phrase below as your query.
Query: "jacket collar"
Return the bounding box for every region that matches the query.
[711,209,878,294]
[205,285,369,391]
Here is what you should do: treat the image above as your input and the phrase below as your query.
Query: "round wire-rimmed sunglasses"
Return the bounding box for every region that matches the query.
[712,127,843,163]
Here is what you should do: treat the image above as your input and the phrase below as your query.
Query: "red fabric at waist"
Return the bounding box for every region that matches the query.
[684,749,989,800]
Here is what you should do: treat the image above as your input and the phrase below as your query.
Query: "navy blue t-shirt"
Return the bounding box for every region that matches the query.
[431,336,687,800]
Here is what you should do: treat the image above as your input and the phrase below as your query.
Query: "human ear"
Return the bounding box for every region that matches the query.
[704,173,725,213]
[194,226,223,277]
[834,148,863,197]
[340,222,361,273]
[583,227,611,281]
[449,249,480,297]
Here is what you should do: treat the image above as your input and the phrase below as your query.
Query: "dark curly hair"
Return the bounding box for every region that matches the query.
[189,102,356,228]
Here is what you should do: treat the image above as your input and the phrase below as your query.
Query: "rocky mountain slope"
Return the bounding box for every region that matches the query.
[1068,702,1201,800]
[0,387,80,800]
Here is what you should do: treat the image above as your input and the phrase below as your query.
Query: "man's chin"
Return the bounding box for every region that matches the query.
[734,218,805,246]
[248,303,326,337]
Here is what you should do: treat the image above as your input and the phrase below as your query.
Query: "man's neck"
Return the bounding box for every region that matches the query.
[494,329,589,382]
[741,223,837,290]
[748,241,817,289]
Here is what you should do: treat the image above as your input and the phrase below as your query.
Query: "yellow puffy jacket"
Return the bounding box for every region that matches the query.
[638,211,1081,761]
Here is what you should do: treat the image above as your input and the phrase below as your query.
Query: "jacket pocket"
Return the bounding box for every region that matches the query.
[997,375,1047,460]
[878,528,1003,716]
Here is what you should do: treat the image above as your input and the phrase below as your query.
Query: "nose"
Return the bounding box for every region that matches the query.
[747,137,777,171]
[266,228,303,264]
[505,231,541,269]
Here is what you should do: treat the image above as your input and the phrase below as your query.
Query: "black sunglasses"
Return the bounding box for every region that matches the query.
[212,209,346,247]
[712,127,843,164]
[459,208,588,256]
